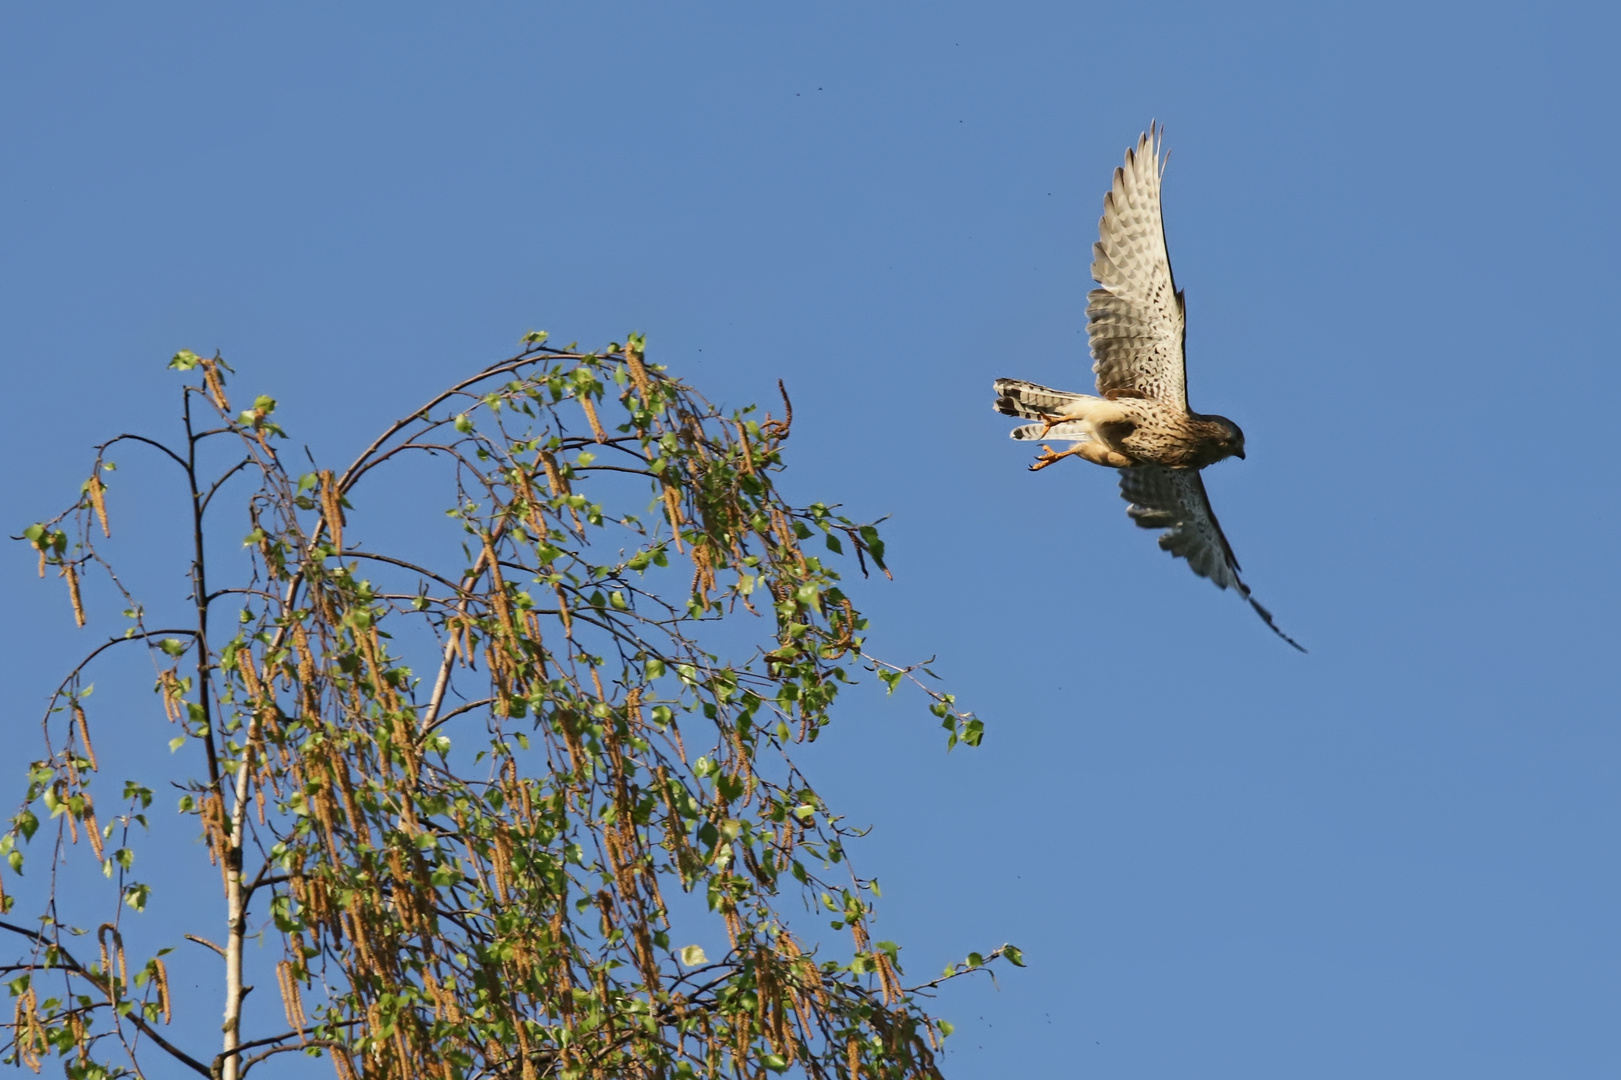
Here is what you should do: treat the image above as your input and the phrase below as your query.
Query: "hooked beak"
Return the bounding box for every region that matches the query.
[1236,448,1246,460]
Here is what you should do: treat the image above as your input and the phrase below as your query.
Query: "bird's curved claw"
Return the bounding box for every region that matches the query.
[1029,444,1067,472]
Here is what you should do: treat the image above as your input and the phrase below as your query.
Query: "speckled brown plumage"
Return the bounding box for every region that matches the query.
[991,125,1302,651]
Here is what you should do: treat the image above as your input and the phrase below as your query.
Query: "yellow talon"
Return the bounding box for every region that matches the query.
[1029,444,1067,472]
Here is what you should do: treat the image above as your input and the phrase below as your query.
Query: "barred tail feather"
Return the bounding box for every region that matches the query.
[1011,421,1092,442]
[993,378,1090,420]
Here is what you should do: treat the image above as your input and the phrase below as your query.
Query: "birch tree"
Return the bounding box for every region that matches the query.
[2,338,1017,1080]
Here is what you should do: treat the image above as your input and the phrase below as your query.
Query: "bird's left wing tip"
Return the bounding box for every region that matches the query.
[1247,595,1306,653]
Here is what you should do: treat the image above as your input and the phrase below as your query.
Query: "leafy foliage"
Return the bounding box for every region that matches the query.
[3,339,1015,1079]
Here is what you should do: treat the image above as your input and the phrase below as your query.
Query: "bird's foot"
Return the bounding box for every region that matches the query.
[1028,444,1073,472]
[1035,411,1069,439]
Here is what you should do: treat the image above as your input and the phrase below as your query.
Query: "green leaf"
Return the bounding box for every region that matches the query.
[858,524,887,568]
[678,944,708,966]
[454,413,474,434]
[168,350,202,370]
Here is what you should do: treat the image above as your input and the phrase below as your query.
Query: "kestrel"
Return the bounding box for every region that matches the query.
[994,126,1303,651]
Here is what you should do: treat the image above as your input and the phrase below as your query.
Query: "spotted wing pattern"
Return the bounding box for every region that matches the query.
[1088,126,1187,407]
[1118,465,1304,651]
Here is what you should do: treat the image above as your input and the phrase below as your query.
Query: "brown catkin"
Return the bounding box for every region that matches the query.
[579,392,608,443]
[331,1049,360,1080]
[64,564,85,627]
[235,648,264,700]
[536,449,568,496]
[876,952,901,1004]
[201,792,231,871]
[365,624,401,711]
[87,474,110,537]
[73,702,97,770]
[422,967,446,1021]
[16,986,41,1069]
[159,671,185,722]
[489,832,512,903]
[735,420,756,475]
[329,757,371,845]
[626,344,654,404]
[276,960,305,1031]
[107,927,128,990]
[393,1030,412,1074]
[202,360,230,413]
[515,1019,537,1080]
[83,804,104,862]
[319,470,344,551]
[554,586,572,637]
[293,624,315,686]
[154,957,172,1023]
[663,484,686,553]
[483,534,513,632]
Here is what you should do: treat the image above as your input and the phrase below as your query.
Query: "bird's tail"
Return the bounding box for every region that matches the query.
[1010,421,1092,443]
[993,378,1090,420]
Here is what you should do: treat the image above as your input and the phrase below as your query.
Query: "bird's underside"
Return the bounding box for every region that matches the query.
[992,379,1241,471]
[992,125,1304,651]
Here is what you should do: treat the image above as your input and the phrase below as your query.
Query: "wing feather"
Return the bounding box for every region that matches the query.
[1088,125,1188,406]
[1118,465,1304,651]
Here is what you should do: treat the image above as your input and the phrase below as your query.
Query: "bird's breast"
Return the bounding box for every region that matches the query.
[1113,403,1231,468]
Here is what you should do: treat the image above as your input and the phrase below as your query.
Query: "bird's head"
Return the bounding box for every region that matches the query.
[1211,415,1246,460]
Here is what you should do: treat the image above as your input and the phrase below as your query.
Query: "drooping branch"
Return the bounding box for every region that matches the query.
[0,921,208,1077]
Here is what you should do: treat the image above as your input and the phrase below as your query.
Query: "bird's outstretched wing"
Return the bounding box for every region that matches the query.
[1118,465,1304,651]
[1088,126,1188,407]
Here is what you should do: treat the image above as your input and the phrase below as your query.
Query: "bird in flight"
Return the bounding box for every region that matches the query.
[993,125,1303,651]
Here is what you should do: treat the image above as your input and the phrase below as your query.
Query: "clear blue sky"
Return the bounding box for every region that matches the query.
[2,4,1617,1077]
